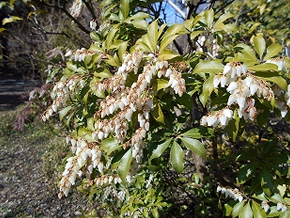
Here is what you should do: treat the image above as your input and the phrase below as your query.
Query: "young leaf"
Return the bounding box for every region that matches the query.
[118,148,133,183]
[180,137,206,157]
[170,141,184,174]
[253,35,266,60]
[263,43,283,61]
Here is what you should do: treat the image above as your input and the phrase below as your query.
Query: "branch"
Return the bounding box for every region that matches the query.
[32,0,90,35]
[166,0,186,20]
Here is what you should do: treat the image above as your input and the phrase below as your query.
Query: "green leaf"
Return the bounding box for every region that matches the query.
[235,44,258,65]
[204,9,214,28]
[248,63,278,71]
[254,71,287,90]
[0,27,6,33]
[170,141,184,174]
[156,79,169,91]
[101,138,120,155]
[264,43,283,61]
[118,41,128,62]
[190,31,203,40]
[152,99,165,124]
[105,27,118,49]
[160,35,179,52]
[261,170,274,197]
[252,200,267,218]
[159,49,180,60]
[193,60,224,74]
[149,138,172,161]
[118,148,133,183]
[253,35,266,60]
[147,19,158,52]
[226,109,240,142]
[162,23,183,39]
[237,163,259,184]
[59,105,73,121]
[180,137,206,157]
[249,22,261,34]
[224,200,236,216]
[67,61,78,71]
[119,0,129,19]
[232,200,245,217]
[199,74,215,106]
[213,13,234,31]
[280,211,290,218]
[131,19,148,30]
[181,127,209,138]
[152,208,159,218]
[240,202,253,218]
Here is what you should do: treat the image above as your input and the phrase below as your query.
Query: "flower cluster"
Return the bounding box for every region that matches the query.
[216,185,243,202]
[41,75,83,122]
[49,49,187,197]
[94,175,122,186]
[202,61,287,127]
[59,138,106,198]
[201,108,233,128]
[65,48,97,62]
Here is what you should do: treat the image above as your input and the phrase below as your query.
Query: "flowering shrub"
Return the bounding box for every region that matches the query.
[39,0,290,217]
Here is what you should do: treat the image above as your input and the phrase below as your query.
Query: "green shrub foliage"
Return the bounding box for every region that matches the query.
[38,0,290,217]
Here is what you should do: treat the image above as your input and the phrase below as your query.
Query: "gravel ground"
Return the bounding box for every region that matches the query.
[0,117,93,217]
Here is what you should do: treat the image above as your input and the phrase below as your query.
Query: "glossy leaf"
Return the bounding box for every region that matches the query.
[199,74,215,106]
[240,202,253,218]
[118,148,133,183]
[152,100,165,124]
[253,35,266,59]
[204,9,214,28]
[149,138,172,161]
[170,141,184,174]
[180,137,206,157]
[59,105,72,121]
[213,13,234,31]
[252,200,267,218]
[101,138,120,155]
[120,0,129,19]
[193,60,224,74]
[264,43,283,61]
[232,200,246,217]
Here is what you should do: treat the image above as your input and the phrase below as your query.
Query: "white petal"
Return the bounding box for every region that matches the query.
[227,82,238,94]
[223,64,231,75]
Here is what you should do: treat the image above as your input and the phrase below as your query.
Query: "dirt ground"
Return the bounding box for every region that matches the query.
[0,74,93,217]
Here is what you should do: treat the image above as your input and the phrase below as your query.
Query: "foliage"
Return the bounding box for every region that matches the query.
[4,0,290,217]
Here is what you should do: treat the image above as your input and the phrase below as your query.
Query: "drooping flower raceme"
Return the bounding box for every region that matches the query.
[43,49,187,197]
